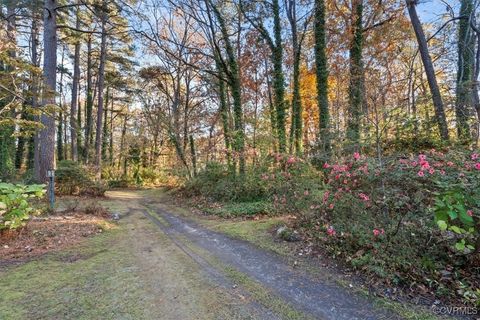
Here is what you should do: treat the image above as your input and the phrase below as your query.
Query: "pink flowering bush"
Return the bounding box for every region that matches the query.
[300,149,480,304]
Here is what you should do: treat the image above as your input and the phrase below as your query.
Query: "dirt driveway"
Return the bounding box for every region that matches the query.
[0,190,445,320]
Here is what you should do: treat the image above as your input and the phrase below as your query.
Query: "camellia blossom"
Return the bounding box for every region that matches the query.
[472,153,479,160]
[358,193,369,201]
[323,191,330,203]
[304,190,309,196]
[447,161,454,167]
[323,162,330,169]
[419,154,427,161]
[420,161,430,170]
[467,210,474,217]
[418,171,425,177]
[353,152,361,160]
[428,168,435,175]
[287,157,296,164]
[327,226,336,236]
[373,229,385,237]
[475,163,480,170]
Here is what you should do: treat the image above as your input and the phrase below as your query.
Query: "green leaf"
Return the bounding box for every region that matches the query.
[447,210,458,220]
[449,225,464,234]
[455,240,465,251]
[437,220,448,231]
[434,209,449,222]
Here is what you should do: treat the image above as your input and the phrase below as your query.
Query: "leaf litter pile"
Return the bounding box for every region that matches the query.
[0,204,114,263]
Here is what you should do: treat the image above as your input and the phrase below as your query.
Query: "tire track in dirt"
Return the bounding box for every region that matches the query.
[143,204,403,320]
[142,209,283,320]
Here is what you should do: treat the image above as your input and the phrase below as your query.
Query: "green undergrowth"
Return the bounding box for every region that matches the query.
[202,200,275,217]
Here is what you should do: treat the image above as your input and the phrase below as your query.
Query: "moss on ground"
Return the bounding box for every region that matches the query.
[0,230,149,320]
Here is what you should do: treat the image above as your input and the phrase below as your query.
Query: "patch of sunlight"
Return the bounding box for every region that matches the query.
[105,190,142,200]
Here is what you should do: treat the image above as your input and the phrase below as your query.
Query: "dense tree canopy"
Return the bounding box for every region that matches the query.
[0,0,479,178]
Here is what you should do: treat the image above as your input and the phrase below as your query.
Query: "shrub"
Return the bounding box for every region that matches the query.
[205,201,275,217]
[302,149,480,305]
[183,155,324,214]
[55,160,106,196]
[0,182,45,230]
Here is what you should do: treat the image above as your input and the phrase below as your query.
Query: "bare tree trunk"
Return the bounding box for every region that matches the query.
[347,0,364,149]
[406,0,449,141]
[119,113,127,171]
[189,135,197,176]
[109,97,114,165]
[29,13,40,171]
[57,46,65,162]
[286,0,303,155]
[84,34,94,162]
[35,0,57,183]
[314,0,330,153]
[94,4,108,177]
[70,5,81,162]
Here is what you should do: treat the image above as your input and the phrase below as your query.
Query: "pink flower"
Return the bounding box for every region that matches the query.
[373,228,385,237]
[287,157,296,164]
[417,171,425,177]
[440,170,446,175]
[467,210,474,217]
[304,190,309,196]
[327,226,336,236]
[411,161,418,167]
[475,163,480,170]
[323,191,330,203]
[323,162,330,169]
[329,203,334,209]
[353,152,361,160]
[358,193,370,201]
[428,168,435,175]
[447,161,454,167]
[419,154,427,161]
[472,153,479,160]
[420,160,430,169]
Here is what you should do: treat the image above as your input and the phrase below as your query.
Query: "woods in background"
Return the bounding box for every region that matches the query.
[1,0,480,182]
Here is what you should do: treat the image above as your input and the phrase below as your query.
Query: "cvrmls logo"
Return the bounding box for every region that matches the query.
[431,305,478,315]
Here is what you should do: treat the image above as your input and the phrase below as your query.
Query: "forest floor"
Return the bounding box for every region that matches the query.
[0,189,457,320]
